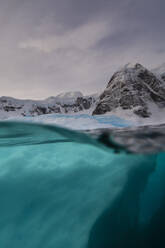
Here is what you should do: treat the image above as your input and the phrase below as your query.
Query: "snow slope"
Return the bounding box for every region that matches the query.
[5,104,165,130]
[0,92,98,118]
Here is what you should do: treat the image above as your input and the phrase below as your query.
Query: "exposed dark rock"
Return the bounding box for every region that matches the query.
[76,97,94,110]
[3,106,17,112]
[134,107,151,118]
[0,92,97,116]
[93,63,165,118]
[0,93,98,117]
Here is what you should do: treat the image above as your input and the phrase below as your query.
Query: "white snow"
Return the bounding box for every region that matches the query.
[1,92,165,130]
[0,91,99,118]
[4,112,132,130]
[103,104,165,127]
[4,103,165,130]
[47,91,84,105]
[2,104,165,130]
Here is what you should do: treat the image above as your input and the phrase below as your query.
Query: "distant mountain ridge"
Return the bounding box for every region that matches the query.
[0,63,165,119]
[0,92,98,118]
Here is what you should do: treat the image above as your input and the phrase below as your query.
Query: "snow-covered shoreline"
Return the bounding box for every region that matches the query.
[2,107,165,131]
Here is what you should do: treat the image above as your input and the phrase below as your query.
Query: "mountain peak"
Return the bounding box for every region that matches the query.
[123,63,144,70]
[93,63,165,117]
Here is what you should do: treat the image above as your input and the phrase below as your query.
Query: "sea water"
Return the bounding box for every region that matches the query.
[0,121,164,248]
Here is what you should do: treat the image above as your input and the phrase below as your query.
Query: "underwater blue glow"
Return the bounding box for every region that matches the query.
[0,122,164,248]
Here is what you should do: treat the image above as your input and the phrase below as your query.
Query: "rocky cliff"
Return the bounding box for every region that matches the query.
[93,63,165,117]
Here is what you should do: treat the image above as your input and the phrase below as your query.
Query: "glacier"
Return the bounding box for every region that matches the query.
[0,121,165,248]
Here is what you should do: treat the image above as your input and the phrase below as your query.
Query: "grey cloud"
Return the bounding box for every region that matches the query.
[0,0,164,98]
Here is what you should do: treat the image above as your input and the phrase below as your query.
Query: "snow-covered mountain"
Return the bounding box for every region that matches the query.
[1,62,165,120]
[0,92,98,119]
[93,63,165,117]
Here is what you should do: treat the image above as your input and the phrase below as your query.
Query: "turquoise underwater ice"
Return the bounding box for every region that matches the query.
[0,122,164,248]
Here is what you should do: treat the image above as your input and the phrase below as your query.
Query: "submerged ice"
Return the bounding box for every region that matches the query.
[0,122,165,248]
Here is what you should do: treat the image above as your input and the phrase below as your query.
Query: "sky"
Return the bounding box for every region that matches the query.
[0,0,165,99]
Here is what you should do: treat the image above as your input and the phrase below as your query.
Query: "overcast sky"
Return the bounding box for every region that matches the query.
[0,0,165,99]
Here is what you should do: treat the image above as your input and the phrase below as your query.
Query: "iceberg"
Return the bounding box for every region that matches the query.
[0,121,164,248]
